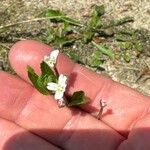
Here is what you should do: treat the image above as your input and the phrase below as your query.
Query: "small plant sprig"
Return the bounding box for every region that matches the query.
[97,99,107,120]
[27,50,88,107]
[27,50,107,118]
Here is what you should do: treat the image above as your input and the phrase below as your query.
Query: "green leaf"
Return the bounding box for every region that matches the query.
[118,42,133,50]
[68,91,87,106]
[94,5,105,16]
[45,25,76,48]
[68,51,83,64]
[115,33,132,42]
[61,17,82,26]
[40,61,57,82]
[92,42,115,60]
[89,5,105,29]
[27,66,50,95]
[45,9,65,18]
[84,5,105,43]
[83,31,94,43]
[54,36,75,48]
[63,22,73,35]
[45,28,56,43]
[135,42,143,52]
[40,74,53,87]
[43,9,82,26]
[88,50,103,67]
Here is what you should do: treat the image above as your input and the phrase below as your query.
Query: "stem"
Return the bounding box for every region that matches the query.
[58,97,67,108]
[0,16,83,30]
[97,99,107,120]
[54,67,59,77]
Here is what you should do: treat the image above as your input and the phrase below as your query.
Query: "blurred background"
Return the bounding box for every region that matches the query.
[0,0,150,96]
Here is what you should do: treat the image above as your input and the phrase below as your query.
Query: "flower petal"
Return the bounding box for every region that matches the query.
[58,98,66,107]
[54,91,64,100]
[44,50,59,68]
[50,50,59,61]
[47,82,58,91]
[58,74,67,86]
[44,55,49,62]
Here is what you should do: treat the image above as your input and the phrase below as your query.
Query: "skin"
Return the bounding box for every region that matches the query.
[0,40,150,150]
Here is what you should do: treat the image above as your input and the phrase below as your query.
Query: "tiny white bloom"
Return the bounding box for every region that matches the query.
[44,50,59,68]
[58,98,66,107]
[100,100,107,107]
[47,74,67,100]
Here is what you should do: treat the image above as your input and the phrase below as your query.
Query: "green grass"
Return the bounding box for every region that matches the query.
[0,4,149,72]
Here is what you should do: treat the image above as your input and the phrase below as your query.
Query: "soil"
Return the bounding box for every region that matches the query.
[0,0,150,96]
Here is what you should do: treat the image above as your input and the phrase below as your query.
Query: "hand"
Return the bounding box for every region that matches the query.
[0,40,150,150]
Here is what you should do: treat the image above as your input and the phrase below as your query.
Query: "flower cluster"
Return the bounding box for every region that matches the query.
[44,50,67,106]
[27,49,107,118]
[44,50,59,68]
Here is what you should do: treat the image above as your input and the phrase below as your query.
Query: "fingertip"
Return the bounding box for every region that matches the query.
[9,40,51,81]
[9,40,75,82]
[0,71,33,121]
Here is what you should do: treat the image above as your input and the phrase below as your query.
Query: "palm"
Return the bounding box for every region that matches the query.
[0,40,149,150]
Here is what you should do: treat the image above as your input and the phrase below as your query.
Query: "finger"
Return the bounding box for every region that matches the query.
[0,118,60,150]
[9,40,150,137]
[67,65,150,136]
[118,111,150,150]
[9,40,75,83]
[0,71,124,150]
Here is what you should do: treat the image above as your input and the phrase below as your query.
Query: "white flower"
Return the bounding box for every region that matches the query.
[44,50,59,68]
[58,98,66,107]
[100,99,107,107]
[47,74,67,100]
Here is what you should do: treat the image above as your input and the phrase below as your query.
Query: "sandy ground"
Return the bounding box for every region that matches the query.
[23,0,150,29]
[0,0,150,96]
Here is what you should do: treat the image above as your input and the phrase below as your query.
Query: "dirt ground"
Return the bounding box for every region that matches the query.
[0,0,150,96]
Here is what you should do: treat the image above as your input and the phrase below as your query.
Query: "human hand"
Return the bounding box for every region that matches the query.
[0,40,150,150]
